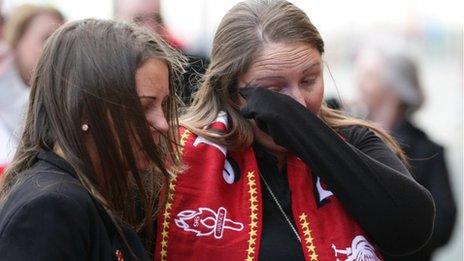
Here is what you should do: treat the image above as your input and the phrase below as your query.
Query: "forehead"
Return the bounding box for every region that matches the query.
[356,50,384,69]
[245,42,321,77]
[24,13,62,35]
[135,58,169,97]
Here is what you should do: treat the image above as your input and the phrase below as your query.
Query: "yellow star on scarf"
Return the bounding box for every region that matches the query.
[160,249,167,257]
[161,230,168,238]
[310,253,318,260]
[248,237,256,245]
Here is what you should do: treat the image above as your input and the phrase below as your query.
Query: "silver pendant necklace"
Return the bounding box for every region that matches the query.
[260,173,302,243]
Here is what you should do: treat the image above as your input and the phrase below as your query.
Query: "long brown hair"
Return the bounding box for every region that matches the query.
[182,0,406,162]
[1,19,186,247]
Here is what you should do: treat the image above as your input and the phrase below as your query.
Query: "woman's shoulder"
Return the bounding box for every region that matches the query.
[0,170,96,233]
[338,125,380,146]
[12,168,92,203]
[0,170,100,260]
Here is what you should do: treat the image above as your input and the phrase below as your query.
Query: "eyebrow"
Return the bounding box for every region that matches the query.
[302,62,322,74]
[253,76,286,82]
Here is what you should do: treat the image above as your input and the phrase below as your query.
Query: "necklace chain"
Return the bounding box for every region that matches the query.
[259,173,302,243]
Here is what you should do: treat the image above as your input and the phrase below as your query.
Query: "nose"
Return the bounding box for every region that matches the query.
[285,85,306,107]
[151,110,169,136]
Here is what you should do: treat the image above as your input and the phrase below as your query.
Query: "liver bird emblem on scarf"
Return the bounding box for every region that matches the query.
[174,207,244,239]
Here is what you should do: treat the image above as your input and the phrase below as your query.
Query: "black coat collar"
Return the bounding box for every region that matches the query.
[36,149,78,179]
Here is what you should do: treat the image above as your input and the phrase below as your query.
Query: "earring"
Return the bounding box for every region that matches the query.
[81,123,89,132]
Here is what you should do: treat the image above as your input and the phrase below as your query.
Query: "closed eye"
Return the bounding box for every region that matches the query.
[265,86,283,92]
[250,82,285,93]
[140,97,155,112]
[140,95,169,111]
[301,78,316,86]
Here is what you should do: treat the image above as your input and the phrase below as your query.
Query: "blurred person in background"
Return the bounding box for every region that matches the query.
[0,0,6,63]
[0,4,64,171]
[0,120,7,174]
[0,1,7,173]
[114,0,209,105]
[355,44,456,261]
[0,14,7,68]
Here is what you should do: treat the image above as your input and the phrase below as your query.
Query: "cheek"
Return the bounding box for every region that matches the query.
[304,81,324,114]
[361,82,385,107]
[16,37,42,71]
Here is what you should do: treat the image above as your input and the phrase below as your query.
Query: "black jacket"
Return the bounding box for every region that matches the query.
[384,120,457,261]
[0,150,151,261]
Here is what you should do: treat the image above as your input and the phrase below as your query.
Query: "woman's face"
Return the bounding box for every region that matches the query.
[238,42,324,154]
[15,13,63,84]
[355,51,388,113]
[134,58,170,170]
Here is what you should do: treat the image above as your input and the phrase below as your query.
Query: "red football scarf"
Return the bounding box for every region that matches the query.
[155,112,383,261]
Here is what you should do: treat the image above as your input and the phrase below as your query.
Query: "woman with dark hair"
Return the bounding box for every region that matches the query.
[0,18,185,260]
[153,0,435,260]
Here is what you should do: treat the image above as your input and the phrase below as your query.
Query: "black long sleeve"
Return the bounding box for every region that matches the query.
[240,87,435,255]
